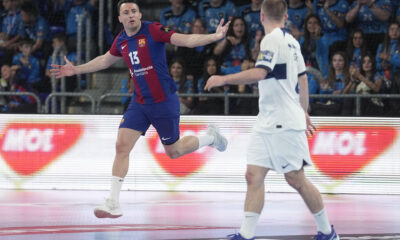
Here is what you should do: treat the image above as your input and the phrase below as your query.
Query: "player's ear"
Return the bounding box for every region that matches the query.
[118,15,122,24]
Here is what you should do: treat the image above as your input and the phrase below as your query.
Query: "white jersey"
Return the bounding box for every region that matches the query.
[254,28,307,133]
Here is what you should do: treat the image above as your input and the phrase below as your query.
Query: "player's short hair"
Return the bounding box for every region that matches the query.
[262,0,287,22]
[117,0,140,15]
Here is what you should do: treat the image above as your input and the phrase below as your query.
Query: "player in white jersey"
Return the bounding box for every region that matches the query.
[205,0,339,240]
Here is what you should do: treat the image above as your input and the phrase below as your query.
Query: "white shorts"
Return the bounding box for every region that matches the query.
[246,130,312,173]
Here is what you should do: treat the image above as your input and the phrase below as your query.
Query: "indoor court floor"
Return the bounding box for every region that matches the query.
[0,190,399,240]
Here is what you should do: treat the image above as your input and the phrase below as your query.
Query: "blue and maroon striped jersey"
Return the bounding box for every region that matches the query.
[109,21,176,104]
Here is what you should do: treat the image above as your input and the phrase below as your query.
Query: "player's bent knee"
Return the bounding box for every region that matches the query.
[285,174,302,190]
[245,171,263,187]
[165,149,181,159]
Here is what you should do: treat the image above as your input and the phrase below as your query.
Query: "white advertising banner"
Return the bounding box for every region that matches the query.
[0,115,399,194]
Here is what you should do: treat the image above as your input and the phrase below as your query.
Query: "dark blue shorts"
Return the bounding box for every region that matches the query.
[119,94,180,145]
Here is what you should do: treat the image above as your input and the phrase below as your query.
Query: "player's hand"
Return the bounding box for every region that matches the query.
[204,75,225,91]
[215,19,231,41]
[50,56,77,78]
[305,113,316,137]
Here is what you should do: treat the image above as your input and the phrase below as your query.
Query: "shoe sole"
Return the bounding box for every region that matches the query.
[94,209,122,218]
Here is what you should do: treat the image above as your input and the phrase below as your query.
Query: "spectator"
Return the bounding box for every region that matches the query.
[236,58,258,115]
[311,0,349,54]
[18,3,52,59]
[175,18,215,81]
[0,0,22,56]
[45,33,77,92]
[300,14,329,78]
[349,53,385,115]
[345,0,392,55]
[250,29,263,61]
[194,56,224,115]
[0,64,12,108]
[346,28,367,70]
[213,16,251,75]
[11,39,41,92]
[239,0,263,46]
[198,0,237,33]
[169,58,194,114]
[376,21,400,82]
[397,6,400,23]
[160,0,196,34]
[310,51,352,116]
[287,0,311,40]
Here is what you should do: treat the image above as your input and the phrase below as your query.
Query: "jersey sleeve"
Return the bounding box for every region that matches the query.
[255,34,279,72]
[109,31,122,57]
[149,22,176,43]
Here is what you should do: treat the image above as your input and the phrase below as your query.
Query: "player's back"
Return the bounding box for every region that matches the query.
[255,28,306,133]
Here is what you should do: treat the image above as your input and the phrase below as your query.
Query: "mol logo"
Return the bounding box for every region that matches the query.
[308,126,397,179]
[0,122,83,176]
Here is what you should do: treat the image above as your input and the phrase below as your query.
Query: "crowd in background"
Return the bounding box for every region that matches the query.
[0,0,399,116]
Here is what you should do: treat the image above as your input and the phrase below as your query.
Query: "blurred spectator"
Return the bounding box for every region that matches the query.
[121,73,133,111]
[310,51,352,116]
[160,0,196,34]
[238,0,263,47]
[300,14,329,78]
[397,6,400,23]
[0,0,22,58]
[198,0,237,33]
[0,64,36,113]
[287,0,311,40]
[346,28,367,70]
[194,56,224,115]
[59,0,98,52]
[213,16,251,75]
[236,58,258,115]
[349,53,385,115]
[346,0,392,55]
[311,0,349,55]
[45,33,77,92]
[250,29,263,61]
[376,21,400,82]
[18,3,52,59]
[169,58,194,114]
[0,64,12,108]
[11,39,41,92]
[175,18,215,81]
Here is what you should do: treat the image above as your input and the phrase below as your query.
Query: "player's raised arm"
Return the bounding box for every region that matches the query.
[170,19,230,48]
[204,68,267,91]
[50,51,121,79]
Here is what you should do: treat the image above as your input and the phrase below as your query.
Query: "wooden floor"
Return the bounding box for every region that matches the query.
[0,190,399,240]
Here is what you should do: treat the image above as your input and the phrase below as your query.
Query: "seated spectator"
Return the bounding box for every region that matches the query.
[310,51,352,116]
[311,0,349,55]
[238,0,263,47]
[300,14,329,78]
[193,56,224,115]
[376,21,400,83]
[346,28,367,70]
[287,0,311,40]
[11,39,41,92]
[349,53,385,116]
[18,3,52,59]
[198,0,237,33]
[169,58,194,114]
[45,33,77,92]
[346,0,392,55]
[175,18,215,81]
[0,0,22,63]
[160,0,196,34]
[213,16,251,75]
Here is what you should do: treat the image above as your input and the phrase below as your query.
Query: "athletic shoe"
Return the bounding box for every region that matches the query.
[227,233,255,240]
[94,198,123,218]
[313,225,340,240]
[207,124,228,152]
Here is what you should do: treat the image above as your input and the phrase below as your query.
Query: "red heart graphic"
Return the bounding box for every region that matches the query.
[147,125,211,178]
[0,122,83,176]
[308,126,397,179]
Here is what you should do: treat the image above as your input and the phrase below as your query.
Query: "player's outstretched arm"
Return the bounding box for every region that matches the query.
[170,19,230,48]
[205,68,267,91]
[50,52,121,79]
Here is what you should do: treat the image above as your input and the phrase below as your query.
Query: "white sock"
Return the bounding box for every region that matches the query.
[109,176,124,201]
[313,208,332,234]
[197,135,214,148]
[239,211,260,239]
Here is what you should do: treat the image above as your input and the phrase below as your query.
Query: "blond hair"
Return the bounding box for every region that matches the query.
[261,0,287,22]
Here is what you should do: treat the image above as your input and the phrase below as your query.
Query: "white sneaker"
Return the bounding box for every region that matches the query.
[94,198,123,218]
[207,124,228,152]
